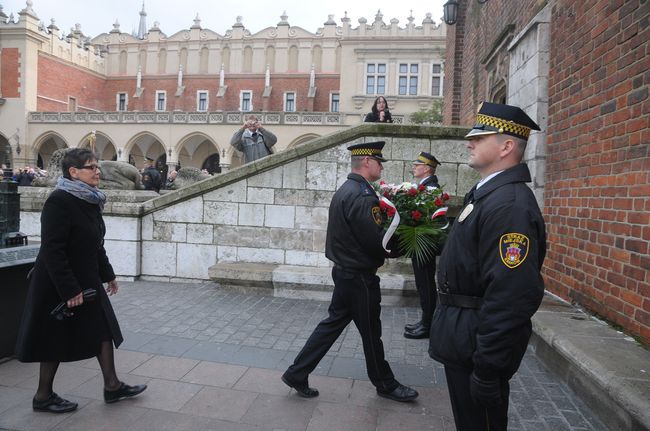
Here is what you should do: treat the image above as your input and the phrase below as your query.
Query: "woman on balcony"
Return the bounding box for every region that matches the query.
[364,96,393,123]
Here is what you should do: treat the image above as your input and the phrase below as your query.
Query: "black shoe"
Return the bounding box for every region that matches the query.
[404,322,430,339]
[104,382,147,404]
[281,372,319,398]
[377,384,419,402]
[404,320,422,332]
[32,393,78,413]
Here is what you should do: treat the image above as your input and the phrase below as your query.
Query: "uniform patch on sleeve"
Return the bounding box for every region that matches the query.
[499,233,529,268]
[372,206,382,225]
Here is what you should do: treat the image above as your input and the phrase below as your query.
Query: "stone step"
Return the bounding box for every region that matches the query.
[208,261,420,306]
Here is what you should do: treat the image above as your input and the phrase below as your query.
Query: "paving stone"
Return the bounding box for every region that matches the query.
[180,361,248,388]
[307,401,377,431]
[131,355,200,380]
[179,386,258,422]
[240,393,317,430]
[51,401,149,431]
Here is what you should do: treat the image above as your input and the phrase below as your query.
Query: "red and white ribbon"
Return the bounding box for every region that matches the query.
[380,196,400,252]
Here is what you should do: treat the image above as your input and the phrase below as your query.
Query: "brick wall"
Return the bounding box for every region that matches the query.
[443,0,543,125]
[37,54,107,111]
[545,0,649,343]
[1,48,21,98]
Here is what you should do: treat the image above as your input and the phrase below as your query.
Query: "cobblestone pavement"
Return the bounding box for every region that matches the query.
[111,281,607,430]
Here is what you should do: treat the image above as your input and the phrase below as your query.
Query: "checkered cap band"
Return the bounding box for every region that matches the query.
[476,114,531,139]
[351,148,383,157]
[417,155,437,167]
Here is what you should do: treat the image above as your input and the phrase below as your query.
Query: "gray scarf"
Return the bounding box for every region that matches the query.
[55,176,107,211]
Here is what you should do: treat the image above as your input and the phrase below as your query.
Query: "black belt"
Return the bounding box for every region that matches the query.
[438,292,483,309]
[334,265,377,275]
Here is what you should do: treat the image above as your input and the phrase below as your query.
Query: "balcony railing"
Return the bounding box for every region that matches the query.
[28,111,348,125]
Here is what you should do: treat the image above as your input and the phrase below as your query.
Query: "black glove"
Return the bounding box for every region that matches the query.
[469,372,502,408]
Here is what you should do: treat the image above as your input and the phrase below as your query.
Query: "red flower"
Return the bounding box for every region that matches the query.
[408,188,418,197]
[379,199,389,211]
[442,192,450,201]
[379,180,386,186]
[434,197,444,206]
[383,191,391,198]
[387,206,396,217]
[411,210,422,221]
[418,184,426,192]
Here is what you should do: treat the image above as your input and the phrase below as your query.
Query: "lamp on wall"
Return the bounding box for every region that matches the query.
[443,0,489,25]
[443,0,459,25]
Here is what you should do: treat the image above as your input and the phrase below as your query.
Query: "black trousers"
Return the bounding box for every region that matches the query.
[411,256,437,326]
[284,266,398,392]
[444,366,510,431]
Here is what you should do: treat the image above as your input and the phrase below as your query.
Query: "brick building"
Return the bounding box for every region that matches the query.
[0,3,445,174]
[443,0,649,344]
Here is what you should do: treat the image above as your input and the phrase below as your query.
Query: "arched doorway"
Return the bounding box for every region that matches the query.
[201,153,221,174]
[34,132,68,169]
[175,133,220,173]
[79,132,117,161]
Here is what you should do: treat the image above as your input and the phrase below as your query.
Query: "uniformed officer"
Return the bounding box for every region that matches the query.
[404,151,442,339]
[429,102,546,430]
[141,157,162,192]
[282,141,419,402]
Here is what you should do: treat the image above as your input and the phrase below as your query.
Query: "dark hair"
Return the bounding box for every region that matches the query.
[61,148,96,179]
[371,96,390,115]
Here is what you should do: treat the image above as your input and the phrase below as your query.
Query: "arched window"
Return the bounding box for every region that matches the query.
[222,46,231,73]
[243,46,253,73]
[179,48,188,73]
[158,49,167,74]
[119,50,127,74]
[265,46,275,72]
[139,49,147,73]
[288,45,299,72]
[311,45,322,72]
[199,46,210,74]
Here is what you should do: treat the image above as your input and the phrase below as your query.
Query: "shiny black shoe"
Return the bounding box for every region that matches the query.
[32,393,78,413]
[404,320,422,332]
[403,322,430,339]
[377,384,419,402]
[104,382,147,404]
[281,372,319,398]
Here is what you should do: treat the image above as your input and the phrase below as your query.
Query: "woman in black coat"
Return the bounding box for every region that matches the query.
[364,96,393,123]
[16,148,146,413]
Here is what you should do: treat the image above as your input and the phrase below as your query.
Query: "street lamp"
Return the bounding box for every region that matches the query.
[443,0,459,25]
[443,0,490,25]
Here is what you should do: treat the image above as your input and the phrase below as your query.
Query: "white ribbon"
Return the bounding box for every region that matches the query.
[380,196,400,252]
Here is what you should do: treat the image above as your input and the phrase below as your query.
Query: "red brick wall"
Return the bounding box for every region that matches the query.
[442,0,543,125]
[545,0,649,344]
[1,48,21,98]
[37,54,108,111]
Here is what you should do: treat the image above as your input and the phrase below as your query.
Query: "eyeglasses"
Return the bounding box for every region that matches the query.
[76,164,100,171]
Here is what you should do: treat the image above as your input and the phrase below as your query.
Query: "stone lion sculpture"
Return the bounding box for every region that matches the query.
[32,148,144,190]
[170,167,211,190]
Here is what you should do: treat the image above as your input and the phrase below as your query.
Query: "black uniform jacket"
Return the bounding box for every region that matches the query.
[325,173,386,271]
[364,110,393,123]
[16,189,123,362]
[429,163,546,380]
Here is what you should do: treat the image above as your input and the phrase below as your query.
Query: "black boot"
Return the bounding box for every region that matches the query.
[404,322,430,339]
[404,319,422,332]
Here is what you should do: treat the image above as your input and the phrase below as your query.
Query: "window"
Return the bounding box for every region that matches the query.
[398,63,419,95]
[431,63,443,96]
[284,92,296,112]
[330,93,340,112]
[197,91,209,111]
[116,93,128,111]
[240,91,252,111]
[366,63,386,95]
[155,91,166,111]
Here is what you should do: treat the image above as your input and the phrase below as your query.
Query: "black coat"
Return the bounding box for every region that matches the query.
[325,173,386,271]
[364,110,393,123]
[16,189,123,362]
[429,164,546,380]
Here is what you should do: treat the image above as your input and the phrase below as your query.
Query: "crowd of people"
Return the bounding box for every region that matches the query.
[11,101,545,430]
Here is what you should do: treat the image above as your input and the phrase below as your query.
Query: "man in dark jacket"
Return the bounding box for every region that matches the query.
[282,141,419,403]
[404,151,441,339]
[429,102,546,430]
[141,157,161,192]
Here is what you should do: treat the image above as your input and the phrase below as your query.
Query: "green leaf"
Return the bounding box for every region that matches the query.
[395,224,447,262]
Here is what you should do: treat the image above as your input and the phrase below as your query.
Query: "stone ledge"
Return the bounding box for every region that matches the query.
[208,262,419,306]
[530,294,650,431]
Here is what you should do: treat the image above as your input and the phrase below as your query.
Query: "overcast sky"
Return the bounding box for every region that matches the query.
[3,0,446,38]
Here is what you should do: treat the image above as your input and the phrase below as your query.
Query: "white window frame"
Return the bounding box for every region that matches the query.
[431,63,443,97]
[240,90,253,112]
[329,92,340,112]
[196,90,209,112]
[366,63,386,95]
[398,63,419,96]
[284,91,296,112]
[116,92,128,111]
[155,90,167,111]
